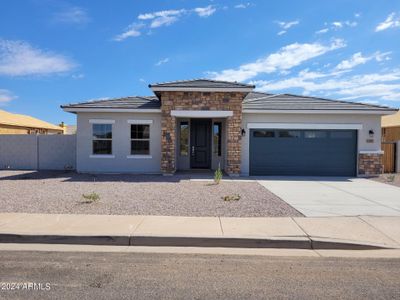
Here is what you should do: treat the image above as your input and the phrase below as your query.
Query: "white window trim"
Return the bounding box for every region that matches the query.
[171,110,233,118]
[130,123,151,156]
[92,123,113,156]
[247,123,363,130]
[127,119,153,124]
[359,150,384,154]
[127,155,153,159]
[89,119,115,124]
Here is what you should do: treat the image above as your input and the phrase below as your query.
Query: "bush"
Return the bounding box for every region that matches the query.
[222,194,241,201]
[214,164,223,184]
[81,192,100,204]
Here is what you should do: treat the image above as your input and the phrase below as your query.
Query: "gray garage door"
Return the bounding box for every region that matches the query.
[250,129,357,176]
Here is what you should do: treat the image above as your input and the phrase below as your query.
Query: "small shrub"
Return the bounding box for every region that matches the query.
[81,192,100,204]
[386,174,396,182]
[214,164,223,184]
[222,194,241,201]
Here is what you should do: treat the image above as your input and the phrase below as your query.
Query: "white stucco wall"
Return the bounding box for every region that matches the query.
[76,112,162,173]
[240,113,383,175]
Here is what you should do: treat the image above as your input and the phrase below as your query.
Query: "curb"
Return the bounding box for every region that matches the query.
[0,233,394,250]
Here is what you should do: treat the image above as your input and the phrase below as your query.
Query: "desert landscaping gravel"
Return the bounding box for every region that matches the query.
[370,174,400,188]
[0,171,302,217]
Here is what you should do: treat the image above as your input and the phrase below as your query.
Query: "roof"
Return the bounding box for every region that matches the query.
[382,111,400,127]
[61,96,160,110]
[61,91,398,113]
[149,79,255,89]
[0,109,63,131]
[243,92,398,112]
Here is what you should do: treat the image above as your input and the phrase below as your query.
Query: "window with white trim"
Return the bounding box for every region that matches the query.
[92,124,112,155]
[131,124,150,155]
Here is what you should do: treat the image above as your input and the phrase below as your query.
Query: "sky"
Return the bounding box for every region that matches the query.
[0,0,400,125]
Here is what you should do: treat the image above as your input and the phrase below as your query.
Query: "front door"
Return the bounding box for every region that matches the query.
[190,119,211,169]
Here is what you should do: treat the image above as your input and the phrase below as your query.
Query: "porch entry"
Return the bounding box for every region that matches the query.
[190,119,211,169]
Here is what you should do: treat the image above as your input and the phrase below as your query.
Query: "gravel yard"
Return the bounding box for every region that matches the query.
[370,174,400,188]
[0,171,302,217]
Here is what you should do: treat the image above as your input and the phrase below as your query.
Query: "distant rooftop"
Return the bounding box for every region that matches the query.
[0,109,63,131]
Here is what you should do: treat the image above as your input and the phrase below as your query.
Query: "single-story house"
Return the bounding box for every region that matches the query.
[382,111,400,142]
[0,109,64,135]
[61,79,398,177]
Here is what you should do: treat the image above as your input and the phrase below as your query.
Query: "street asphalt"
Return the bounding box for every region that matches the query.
[0,251,399,299]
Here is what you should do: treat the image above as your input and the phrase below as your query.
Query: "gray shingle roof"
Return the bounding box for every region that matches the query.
[61,91,397,112]
[61,96,160,109]
[149,79,255,89]
[243,92,397,111]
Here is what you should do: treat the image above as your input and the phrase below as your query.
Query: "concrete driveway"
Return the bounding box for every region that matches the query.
[257,177,400,217]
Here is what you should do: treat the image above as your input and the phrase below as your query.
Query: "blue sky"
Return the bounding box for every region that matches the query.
[0,0,400,125]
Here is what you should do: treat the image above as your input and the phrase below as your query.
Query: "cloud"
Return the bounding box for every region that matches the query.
[53,6,90,24]
[155,57,169,66]
[0,39,76,76]
[332,20,357,29]
[316,28,329,34]
[317,20,357,34]
[113,23,144,41]
[208,39,346,82]
[194,5,216,17]
[138,9,186,28]
[253,68,400,102]
[335,51,391,70]
[0,89,16,104]
[375,12,400,32]
[115,6,217,41]
[234,3,251,9]
[72,73,84,79]
[276,20,299,35]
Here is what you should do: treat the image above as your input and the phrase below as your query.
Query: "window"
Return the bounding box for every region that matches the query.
[213,122,222,156]
[253,130,275,138]
[131,124,150,155]
[92,124,112,155]
[180,122,189,156]
[304,131,327,139]
[330,131,353,139]
[278,130,301,138]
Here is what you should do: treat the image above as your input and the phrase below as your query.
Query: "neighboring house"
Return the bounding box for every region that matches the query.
[59,122,77,135]
[0,109,63,135]
[62,79,398,177]
[382,111,400,142]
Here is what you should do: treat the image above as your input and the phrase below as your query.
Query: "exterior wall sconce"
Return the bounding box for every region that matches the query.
[369,130,374,137]
[241,128,246,136]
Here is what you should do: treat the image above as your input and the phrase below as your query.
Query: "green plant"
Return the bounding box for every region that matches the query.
[81,192,100,204]
[214,164,223,184]
[386,174,396,182]
[222,194,241,201]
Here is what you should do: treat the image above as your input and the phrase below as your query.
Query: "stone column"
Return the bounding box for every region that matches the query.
[160,93,176,175]
[358,152,383,176]
[225,110,242,176]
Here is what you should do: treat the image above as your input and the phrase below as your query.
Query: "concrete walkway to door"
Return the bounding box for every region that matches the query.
[257,177,400,217]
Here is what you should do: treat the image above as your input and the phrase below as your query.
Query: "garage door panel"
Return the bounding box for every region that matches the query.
[249,129,357,176]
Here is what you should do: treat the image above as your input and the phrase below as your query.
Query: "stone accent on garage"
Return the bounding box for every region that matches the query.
[159,91,246,175]
[358,153,384,176]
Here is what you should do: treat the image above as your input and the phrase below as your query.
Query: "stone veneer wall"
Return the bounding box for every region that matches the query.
[159,91,246,175]
[358,153,383,176]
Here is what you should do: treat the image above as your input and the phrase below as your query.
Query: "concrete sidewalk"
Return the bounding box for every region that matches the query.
[1,213,400,250]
